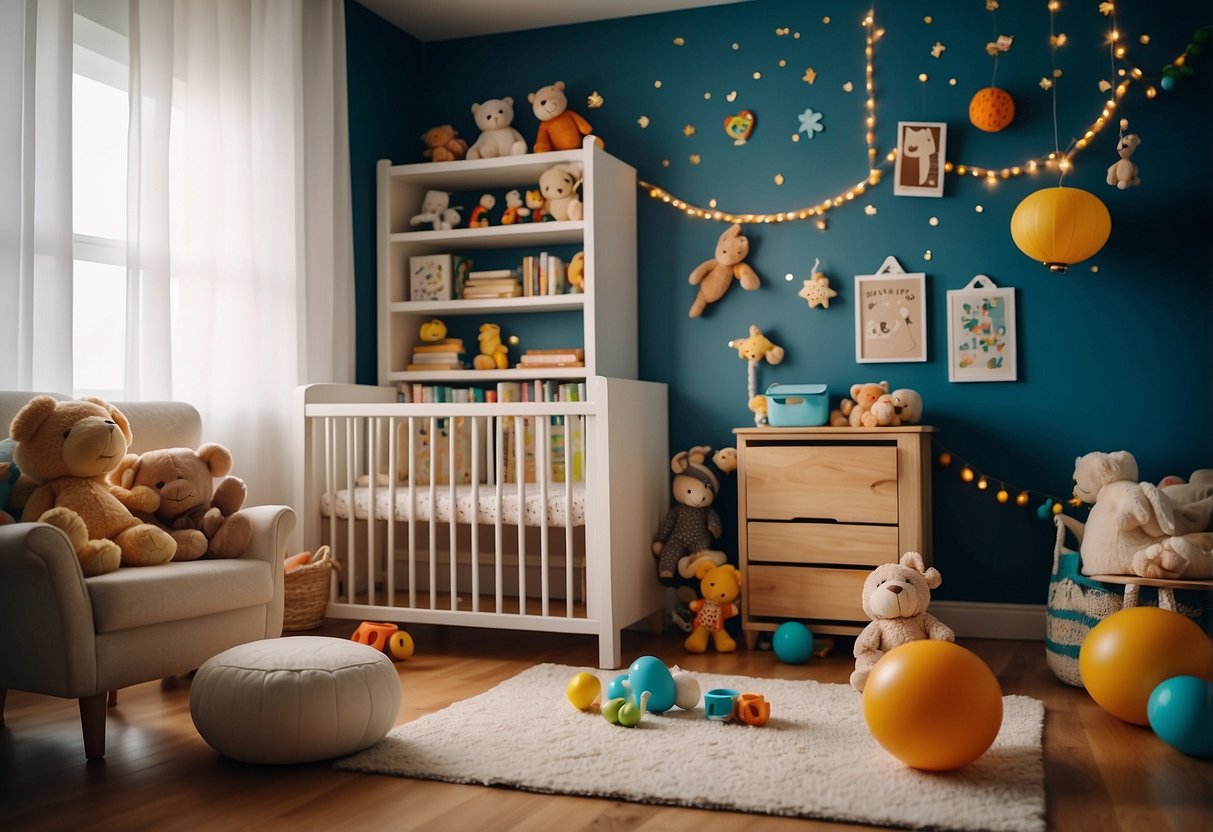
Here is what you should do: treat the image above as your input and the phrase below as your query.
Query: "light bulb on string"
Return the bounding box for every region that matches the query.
[977,476,989,491]
[961,467,975,483]
[1016,492,1030,507]
[997,488,1010,504]
[938,451,952,467]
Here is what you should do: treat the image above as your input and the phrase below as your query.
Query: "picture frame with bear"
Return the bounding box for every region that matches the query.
[946,274,1017,382]
[854,255,928,363]
[893,121,947,197]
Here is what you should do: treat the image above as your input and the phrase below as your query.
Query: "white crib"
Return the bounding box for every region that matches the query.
[293,379,668,668]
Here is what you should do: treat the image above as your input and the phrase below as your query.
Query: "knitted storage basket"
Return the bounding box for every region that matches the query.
[283,546,336,631]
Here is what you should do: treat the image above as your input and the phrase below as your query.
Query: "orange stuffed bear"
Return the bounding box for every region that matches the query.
[528,81,594,152]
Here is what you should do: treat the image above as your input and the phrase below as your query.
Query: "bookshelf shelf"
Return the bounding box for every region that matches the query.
[388,295,585,316]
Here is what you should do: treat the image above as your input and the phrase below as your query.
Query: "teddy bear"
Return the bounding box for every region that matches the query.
[685,560,742,653]
[108,445,253,560]
[465,97,527,159]
[829,381,891,427]
[527,81,594,153]
[652,446,729,585]
[688,224,761,318]
[473,323,509,370]
[1055,450,1213,580]
[10,396,176,576]
[1106,130,1141,189]
[499,189,528,225]
[420,124,468,163]
[538,163,583,221]
[850,551,954,692]
[409,189,462,230]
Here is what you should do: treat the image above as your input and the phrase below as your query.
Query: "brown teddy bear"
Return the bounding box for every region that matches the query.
[110,445,253,560]
[528,81,594,152]
[10,396,176,576]
[685,560,742,653]
[688,223,761,318]
[850,551,954,692]
[420,124,468,163]
[829,381,890,427]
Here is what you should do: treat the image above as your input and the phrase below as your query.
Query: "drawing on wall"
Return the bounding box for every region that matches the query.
[946,274,1017,382]
[854,255,927,363]
[893,121,947,197]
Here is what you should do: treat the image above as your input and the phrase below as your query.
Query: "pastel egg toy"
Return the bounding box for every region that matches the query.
[671,667,702,710]
[628,656,676,713]
[1148,675,1213,758]
[566,672,602,712]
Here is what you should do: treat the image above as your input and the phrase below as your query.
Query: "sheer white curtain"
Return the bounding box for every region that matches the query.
[1,0,75,393]
[128,0,355,507]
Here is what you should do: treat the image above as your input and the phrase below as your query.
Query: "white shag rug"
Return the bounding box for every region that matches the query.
[336,663,1046,832]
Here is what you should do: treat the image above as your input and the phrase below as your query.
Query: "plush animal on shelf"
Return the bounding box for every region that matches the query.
[409,190,462,230]
[418,319,448,342]
[685,560,742,653]
[473,323,509,370]
[528,81,594,153]
[10,396,176,575]
[688,224,760,318]
[1055,451,1213,580]
[466,97,527,159]
[652,446,725,585]
[889,388,923,424]
[468,194,495,228]
[850,551,954,692]
[1106,121,1141,189]
[525,189,545,222]
[109,446,253,560]
[420,124,468,163]
[500,190,528,225]
[567,251,586,291]
[829,381,891,428]
[538,163,583,221]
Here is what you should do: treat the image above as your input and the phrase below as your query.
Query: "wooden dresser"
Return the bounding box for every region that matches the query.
[733,426,935,647]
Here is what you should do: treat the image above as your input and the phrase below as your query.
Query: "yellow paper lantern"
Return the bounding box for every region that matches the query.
[1010,187,1111,272]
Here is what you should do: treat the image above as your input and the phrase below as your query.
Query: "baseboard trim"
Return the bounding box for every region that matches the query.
[932,601,1046,641]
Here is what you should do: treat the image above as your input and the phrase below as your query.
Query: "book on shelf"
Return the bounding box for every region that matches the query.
[467,268,519,280]
[413,339,465,353]
[462,288,522,299]
[409,253,472,302]
[519,252,569,297]
[518,348,585,364]
[406,363,465,371]
[409,351,463,363]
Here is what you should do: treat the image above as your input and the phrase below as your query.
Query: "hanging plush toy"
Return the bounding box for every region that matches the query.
[688,224,761,318]
[1106,119,1141,189]
[730,325,785,426]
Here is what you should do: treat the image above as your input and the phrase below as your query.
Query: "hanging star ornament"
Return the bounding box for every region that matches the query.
[1039,77,1054,90]
[1099,2,1114,15]
[1098,79,1113,92]
[798,272,838,309]
[586,91,604,109]
[931,41,947,58]
[985,0,1000,10]
[797,108,825,139]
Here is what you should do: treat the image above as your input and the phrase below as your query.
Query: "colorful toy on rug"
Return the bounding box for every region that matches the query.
[109,444,253,560]
[862,639,1003,771]
[685,561,743,654]
[420,124,468,162]
[1079,606,1213,727]
[601,691,649,727]
[688,223,761,318]
[409,189,462,230]
[465,97,527,159]
[703,687,739,720]
[468,193,495,227]
[528,81,595,153]
[499,190,528,225]
[652,446,727,585]
[389,630,415,660]
[10,396,176,575]
[1055,451,1213,580]
[538,162,583,221]
[851,552,954,692]
[473,322,510,370]
[566,671,602,712]
[772,621,814,664]
[1106,119,1141,189]
[730,325,784,427]
[736,692,771,726]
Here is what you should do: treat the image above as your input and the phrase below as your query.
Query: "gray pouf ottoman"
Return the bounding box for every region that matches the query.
[190,636,401,764]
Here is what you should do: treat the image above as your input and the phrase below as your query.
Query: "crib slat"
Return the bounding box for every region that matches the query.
[539,417,550,617]
[407,416,417,609]
[428,416,438,611]
[494,415,505,614]
[366,417,377,608]
[323,417,336,604]
[387,417,398,607]
[447,416,458,612]
[565,414,575,618]
[345,417,357,605]
[470,416,480,613]
[514,416,526,616]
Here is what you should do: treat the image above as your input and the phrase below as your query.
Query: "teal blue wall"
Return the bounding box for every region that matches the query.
[347,0,1213,605]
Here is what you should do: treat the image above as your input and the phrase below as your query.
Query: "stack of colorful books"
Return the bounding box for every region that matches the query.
[461,268,522,299]
[516,347,585,369]
[407,338,465,371]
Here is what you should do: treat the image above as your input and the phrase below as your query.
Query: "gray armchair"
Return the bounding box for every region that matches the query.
[0,392,295,759]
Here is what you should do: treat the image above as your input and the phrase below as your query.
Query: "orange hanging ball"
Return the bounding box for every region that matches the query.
[969,87,1015,132]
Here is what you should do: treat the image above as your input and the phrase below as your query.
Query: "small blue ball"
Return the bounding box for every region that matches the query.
[772,621,815,664]
[1160,75,1176,91]
[1148,675,1213,758]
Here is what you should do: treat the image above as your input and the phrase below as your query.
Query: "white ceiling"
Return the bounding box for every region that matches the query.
[356,0,750,42]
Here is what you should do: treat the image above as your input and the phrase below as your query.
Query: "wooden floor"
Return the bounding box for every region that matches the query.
[1,623,1210,832]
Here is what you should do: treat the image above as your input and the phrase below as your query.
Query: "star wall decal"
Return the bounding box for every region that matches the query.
[637,115,650,128]
[1099,2,1114,15]
[799,273,838,309]
[802,67,817,85]
[797,108,825,139]
[931,41,946,58]
[1039,77,1054,90]
[586,91,604,109]
[683,124,697,137]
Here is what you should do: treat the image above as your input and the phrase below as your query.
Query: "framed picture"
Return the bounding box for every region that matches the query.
[893,121,947,197]
[946,274,1017,382]
[854,255,927,363]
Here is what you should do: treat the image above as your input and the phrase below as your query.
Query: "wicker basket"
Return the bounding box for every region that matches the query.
[283,546,336,631]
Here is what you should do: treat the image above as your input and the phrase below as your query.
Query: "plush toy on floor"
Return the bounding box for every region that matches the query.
[652,446,727,585]
[688,223,761,318]
[851,551,954,692]
[528,81,595,153]
[465,97,527,159]
[685,560,742,653]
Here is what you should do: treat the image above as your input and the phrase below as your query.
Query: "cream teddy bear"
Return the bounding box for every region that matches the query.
[688,224,761,318]
[829,381,890,427]
[538,163,583,221]
[1056,451,1213,579]
[466,97,527,159]
[851,552,954,692]
[1106,129,1141,189]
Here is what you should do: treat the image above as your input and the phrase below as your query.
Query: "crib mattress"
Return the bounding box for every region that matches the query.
[320,483,587,528]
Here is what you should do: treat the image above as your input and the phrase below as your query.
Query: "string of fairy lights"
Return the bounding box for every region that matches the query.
[934,440,1086,519]
[637,2,1193,226]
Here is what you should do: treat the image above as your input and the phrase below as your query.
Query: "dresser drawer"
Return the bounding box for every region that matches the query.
[744,444,897,523]
[746,565,870,622]
[747,522,899,567]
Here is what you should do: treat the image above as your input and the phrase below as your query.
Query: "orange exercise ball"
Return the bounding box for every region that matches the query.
[969,87,1015,132]
[1010,187,1111,272]
[862,640,1003,770]
[1079,606,1213,726]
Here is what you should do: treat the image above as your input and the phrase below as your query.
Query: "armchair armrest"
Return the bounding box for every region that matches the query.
[239,505,297,638]
[0,523,99,697]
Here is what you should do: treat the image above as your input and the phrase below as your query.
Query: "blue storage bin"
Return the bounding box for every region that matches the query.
[763,384,829,427]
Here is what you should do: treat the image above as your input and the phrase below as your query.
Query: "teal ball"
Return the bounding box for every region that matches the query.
[628,656,676,713]
[1160,75,1176,91]
[773,622,815,664]
[1148,675,1213,758]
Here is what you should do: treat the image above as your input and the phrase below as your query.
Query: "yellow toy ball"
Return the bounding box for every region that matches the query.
[388,630,415,661]
[566,672,602,711]
[863,640,1003,770]
[1079,606,1213,725]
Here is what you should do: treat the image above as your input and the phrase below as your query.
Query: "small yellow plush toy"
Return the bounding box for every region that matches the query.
[688,224,761,318]
[473,323,509,370]
[685,560,742,653]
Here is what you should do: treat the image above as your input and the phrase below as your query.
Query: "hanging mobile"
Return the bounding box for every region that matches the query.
[1105,119,1141,189]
